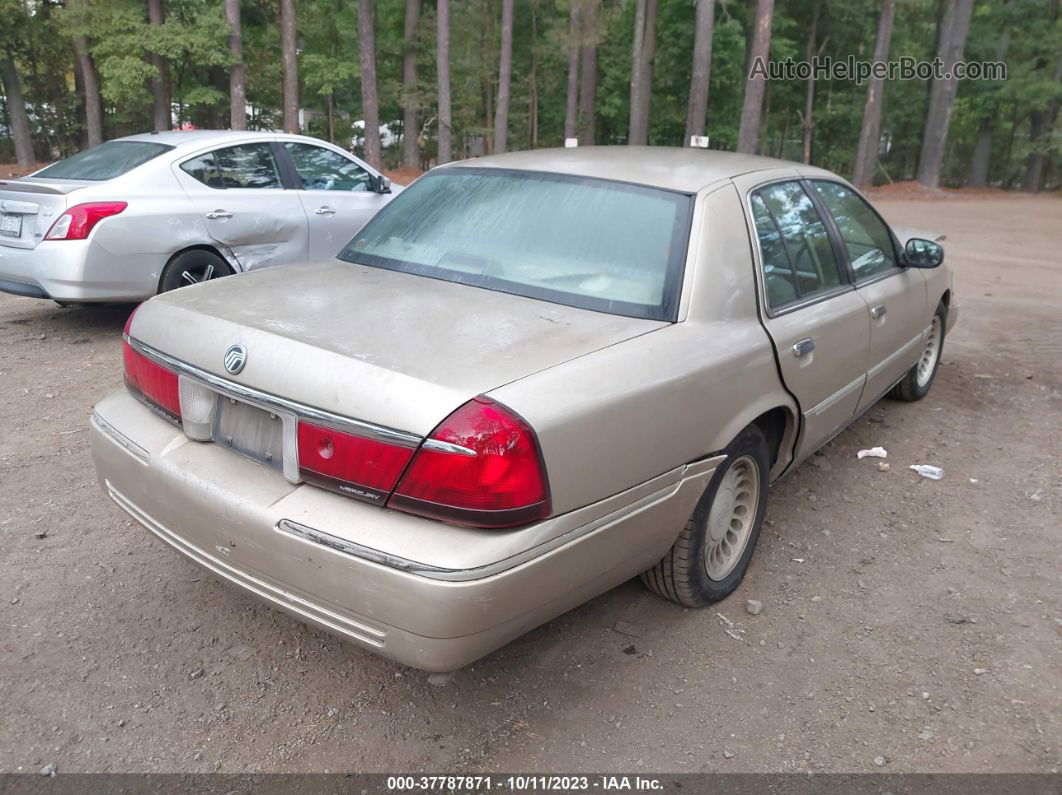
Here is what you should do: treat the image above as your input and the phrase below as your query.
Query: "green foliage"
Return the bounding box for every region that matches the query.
[0,0,1059,187]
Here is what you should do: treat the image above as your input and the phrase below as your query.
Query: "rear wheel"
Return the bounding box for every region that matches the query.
[889,302,946,402]
[159,250,234,293]
[641,425,771,607]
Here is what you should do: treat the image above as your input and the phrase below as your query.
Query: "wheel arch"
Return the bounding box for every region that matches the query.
[710,395,799,482]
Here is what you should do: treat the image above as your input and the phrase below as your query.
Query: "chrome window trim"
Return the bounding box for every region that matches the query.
[129,338,423,449]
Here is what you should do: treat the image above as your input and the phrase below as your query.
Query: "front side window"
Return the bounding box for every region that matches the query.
[812,181,897,280]
[339,168,692,321]
[34,141,172,181]
[285,143,371,191]
[752,181,843,310]
[181,144,283,189]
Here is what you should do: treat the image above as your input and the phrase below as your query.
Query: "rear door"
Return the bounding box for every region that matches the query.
[280,141,391,261]
[174,141,308,270]
[743,179,871,460]
[809,180,927,411]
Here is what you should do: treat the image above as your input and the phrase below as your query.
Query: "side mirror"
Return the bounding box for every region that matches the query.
[903,237,944,268]
[374,174,392,194]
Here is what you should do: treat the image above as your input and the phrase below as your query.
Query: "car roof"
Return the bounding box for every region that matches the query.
[114,129,331,151]
[449,146,834,193]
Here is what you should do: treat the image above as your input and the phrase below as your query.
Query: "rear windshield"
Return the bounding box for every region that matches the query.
[34,141,173,181]
[338,168,692,321]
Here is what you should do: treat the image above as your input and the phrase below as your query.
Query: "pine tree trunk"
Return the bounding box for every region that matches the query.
[564,1,580,141]
[72,35,103,147]
[628,0,657,145]
[1022,55,1062,192]
[684,0,715,144]
[800,2,819,164]
[1,58,34,167]
[401,0,421,167]
[436,0,452,164]
[279,0,299,134]
[736,0,774,154]
[528,3,538,148]
[358,0,382,168]
[225,0,246,130]
[493,0,514,154]
[916,0,975,188]
[581,2,598,147]
[146,0,171,130]
[852,0,896,187]
[966,120,994,187]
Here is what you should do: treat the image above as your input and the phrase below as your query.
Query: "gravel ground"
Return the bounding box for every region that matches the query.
[0,196,1058,774]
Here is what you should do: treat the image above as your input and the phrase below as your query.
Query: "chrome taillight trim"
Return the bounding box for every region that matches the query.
[128,338,423,449]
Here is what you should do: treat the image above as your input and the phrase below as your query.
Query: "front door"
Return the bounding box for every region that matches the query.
[808,180,928,411]
[175,141,308,271]
[745,179,871,461]
[281,141,391,261]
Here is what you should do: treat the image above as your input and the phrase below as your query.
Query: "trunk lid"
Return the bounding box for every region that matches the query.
[132,260,667,436]
[0,178,85,250]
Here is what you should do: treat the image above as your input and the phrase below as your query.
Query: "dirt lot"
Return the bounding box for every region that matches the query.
[0,195,1059,774]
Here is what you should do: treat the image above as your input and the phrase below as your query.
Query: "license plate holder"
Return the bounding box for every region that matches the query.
[0,213,23,238]
[214,397,284,470]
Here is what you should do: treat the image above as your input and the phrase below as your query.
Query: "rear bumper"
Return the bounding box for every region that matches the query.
[0,240,154,302]
[89,390,719,671]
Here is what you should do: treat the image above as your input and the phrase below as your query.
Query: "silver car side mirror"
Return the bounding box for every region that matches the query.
[375,175,392,194]
[903,237,944,268]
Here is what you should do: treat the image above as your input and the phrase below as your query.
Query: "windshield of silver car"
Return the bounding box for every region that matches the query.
[338,167,692,321]
[33,141,173,181]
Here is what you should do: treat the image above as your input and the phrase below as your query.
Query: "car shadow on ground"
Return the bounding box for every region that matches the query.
[0,299,136,337]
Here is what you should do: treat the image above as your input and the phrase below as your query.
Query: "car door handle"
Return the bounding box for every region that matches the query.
[870,304,887,319]
[314,206,336,215]
[205,210,233,220]
[793,338,815,358]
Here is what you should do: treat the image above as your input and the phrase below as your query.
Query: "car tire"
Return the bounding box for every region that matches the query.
[159,250,235,293]
[641,424,771,608]
[888,302,946,402]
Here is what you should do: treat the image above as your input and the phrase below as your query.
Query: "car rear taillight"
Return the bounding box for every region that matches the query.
[389,397,550,528]
[123,307,181,422]
[45,201,127,241]
[296,421,415,504]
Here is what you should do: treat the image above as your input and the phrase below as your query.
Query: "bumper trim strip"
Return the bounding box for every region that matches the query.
[107,481,387,646]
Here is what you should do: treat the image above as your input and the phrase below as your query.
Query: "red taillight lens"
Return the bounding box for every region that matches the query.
[389,397,550,528]
[123,307,180,421]
[297,421,414,504]
[45,201,127,241]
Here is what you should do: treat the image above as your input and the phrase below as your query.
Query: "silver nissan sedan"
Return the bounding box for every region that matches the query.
[0,130,398,304]
[89,147,957,672]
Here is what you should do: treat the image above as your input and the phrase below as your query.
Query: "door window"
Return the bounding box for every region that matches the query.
[181,144,283,190]
[811,181,897,281]
[284,143,372,192]
[751,181,844,310]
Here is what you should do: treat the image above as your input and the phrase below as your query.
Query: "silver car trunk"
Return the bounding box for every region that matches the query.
[0,179,84,250]
[132,260,668,437]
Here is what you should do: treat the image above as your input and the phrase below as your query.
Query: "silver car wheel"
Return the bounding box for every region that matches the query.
[916,315,942,388]
[181,263,216,286]
[704,455,760,581]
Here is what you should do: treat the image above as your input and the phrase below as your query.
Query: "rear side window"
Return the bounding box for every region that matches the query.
[752,181,843,310]
[181,144,283,189]
[34,141,172,181]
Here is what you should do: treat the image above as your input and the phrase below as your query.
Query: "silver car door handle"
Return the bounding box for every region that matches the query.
[205,210,233,220]
[793,338,815,358]
[870,304,887,319]
[314,206,336,215]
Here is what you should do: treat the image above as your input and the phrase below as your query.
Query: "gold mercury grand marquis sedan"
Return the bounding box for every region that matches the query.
[90,147,957,672]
